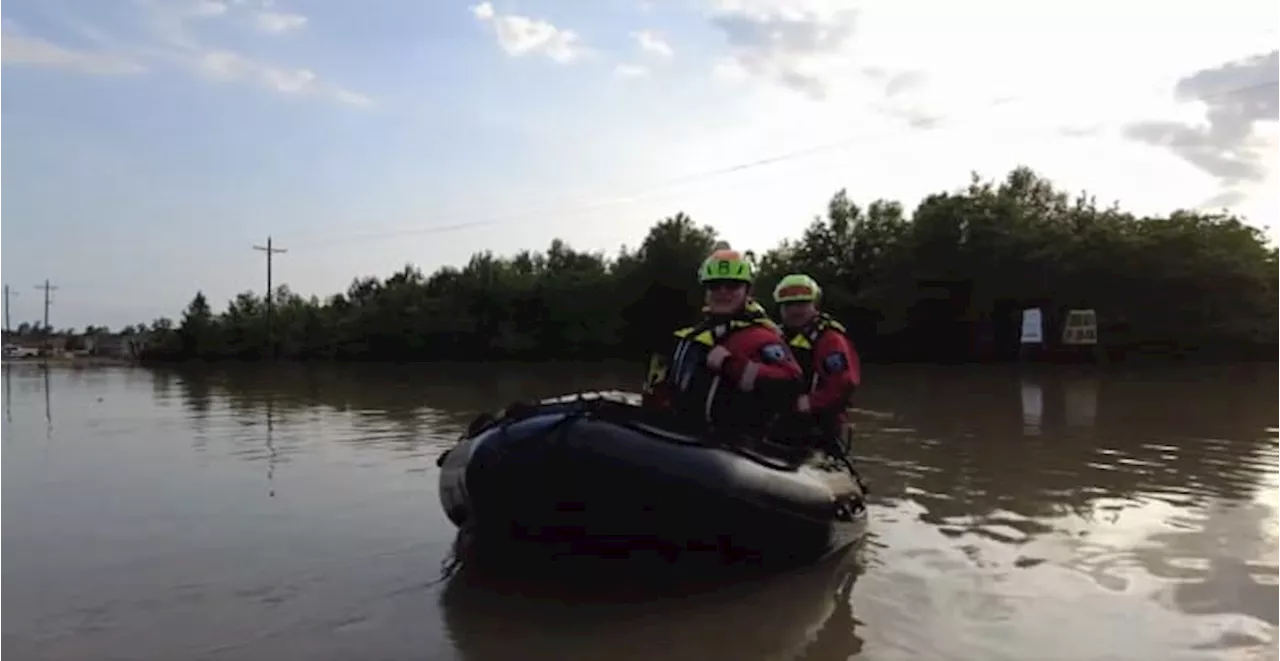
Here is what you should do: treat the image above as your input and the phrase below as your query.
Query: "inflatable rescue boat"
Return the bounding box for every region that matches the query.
[436,391,867,568]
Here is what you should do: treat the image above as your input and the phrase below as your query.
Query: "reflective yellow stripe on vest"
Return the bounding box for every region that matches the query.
[787,314,846,343]
[786,333,818,393]
[817,314,847,334]
[786,314,847,393]
[673,327,716,345]
[666,311,778,422]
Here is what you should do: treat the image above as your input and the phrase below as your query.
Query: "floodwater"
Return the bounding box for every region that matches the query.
[2,362,1277,661]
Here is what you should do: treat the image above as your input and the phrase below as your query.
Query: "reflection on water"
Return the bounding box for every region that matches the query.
[1019,373,1102,437]
[1063,375,1099,429]
[44,363,53,437]
[440,548,866,661]
[1,362,1276,660]
[1020,376,1043,435]
[265,394,277,498]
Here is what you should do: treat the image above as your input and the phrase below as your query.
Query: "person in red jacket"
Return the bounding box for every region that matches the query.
[772,274,862,451]
[642,244,805,438]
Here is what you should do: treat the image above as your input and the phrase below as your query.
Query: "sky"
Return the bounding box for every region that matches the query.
[1,0,1277,330]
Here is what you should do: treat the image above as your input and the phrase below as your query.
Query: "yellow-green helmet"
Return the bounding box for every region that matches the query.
[773,273,821,303]
[698,244,755,284]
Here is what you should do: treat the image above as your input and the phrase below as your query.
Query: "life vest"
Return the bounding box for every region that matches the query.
[646,300,779,425]
[784,313,849,393]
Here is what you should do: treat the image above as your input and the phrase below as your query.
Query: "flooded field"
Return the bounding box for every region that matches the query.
[3,362,1276,660]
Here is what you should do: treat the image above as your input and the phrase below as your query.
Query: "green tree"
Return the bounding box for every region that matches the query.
[134,167,1278,364]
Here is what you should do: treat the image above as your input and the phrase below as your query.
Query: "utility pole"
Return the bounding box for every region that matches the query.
[252,237,287,359]
[3,285,16,334]
[34,280,58,333]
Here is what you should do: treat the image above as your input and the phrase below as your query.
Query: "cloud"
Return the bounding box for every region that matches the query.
[632,30,673,58]
[254,11,308,34]
[862,68,925,98]
[1203,189,1249,209]
[6,0,372,106]
[191,0,230,18]
[707,0,860,100]
[1,27,146,76]
[1124,50,1279,192]
[471,2,583,64]
[711,56,748,83]
[139,0,368,105]
[614,63,650,78]
[196,48,373,105]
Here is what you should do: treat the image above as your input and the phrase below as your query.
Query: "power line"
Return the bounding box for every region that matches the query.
[252,237,288,359]
[278,77,1279,250]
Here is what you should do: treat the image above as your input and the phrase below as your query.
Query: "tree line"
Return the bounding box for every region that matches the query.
[131,167,1276,364]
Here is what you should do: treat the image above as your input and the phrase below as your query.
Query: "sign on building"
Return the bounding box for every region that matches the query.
[1019,308,1043,344]
[1062,309,1098,345]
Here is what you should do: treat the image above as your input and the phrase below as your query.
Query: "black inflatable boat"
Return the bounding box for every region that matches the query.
[436,391,867,569]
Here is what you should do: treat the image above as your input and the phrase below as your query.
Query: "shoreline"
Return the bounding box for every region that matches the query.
[2,355,137,367]
[4,353,1275,370]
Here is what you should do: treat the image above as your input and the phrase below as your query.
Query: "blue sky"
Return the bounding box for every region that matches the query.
[2,0,1277,330]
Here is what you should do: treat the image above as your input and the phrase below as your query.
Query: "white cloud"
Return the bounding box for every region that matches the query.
[262,66,317,94]
[1,29,146,76]
[701,0,1278,139]
[711,56,748,83]
[568,0,1280,253]
[706,0,860,100]
[195,48,370,105]
[10,0,372,106]
[197,49,249,79]
[329,88,375,107]
[471,2,584,64]
[614,63,650,78]
[857,3,1278,221]
[633,30,673,58]
[124,0,371,105]
[191,1,230,18]
[1123,51,1279,209]
[254,11,308,34]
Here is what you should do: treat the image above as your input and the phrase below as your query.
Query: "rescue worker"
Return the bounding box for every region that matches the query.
[772,274,862,454]
[642,244,805,438]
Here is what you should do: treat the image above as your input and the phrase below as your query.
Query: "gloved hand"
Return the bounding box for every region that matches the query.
[706,345,732,371]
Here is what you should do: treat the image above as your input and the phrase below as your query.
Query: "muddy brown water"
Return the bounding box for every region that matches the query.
[2,362,1276,660]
